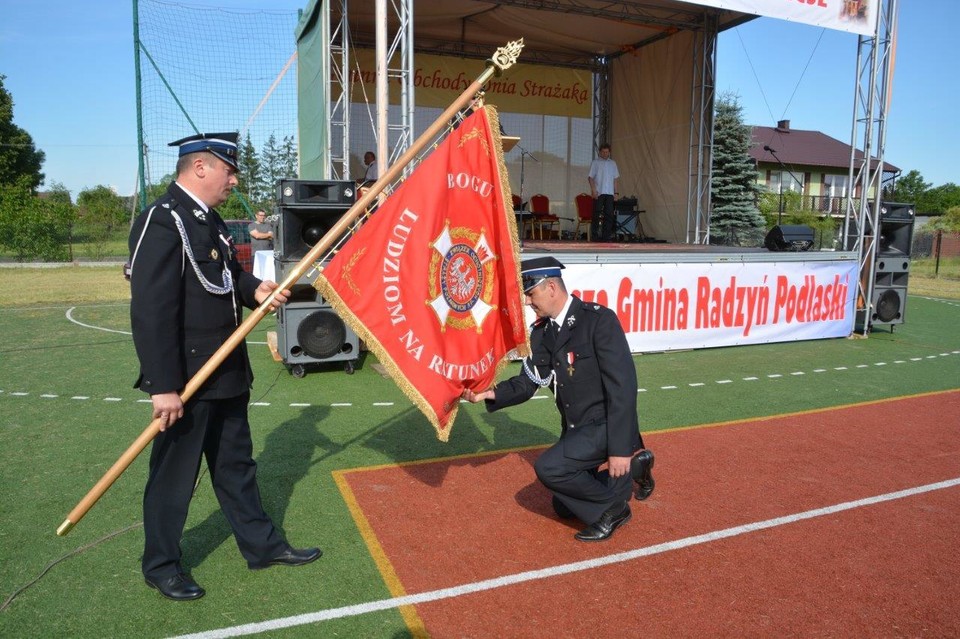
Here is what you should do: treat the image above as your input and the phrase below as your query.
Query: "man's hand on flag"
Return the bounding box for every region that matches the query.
[461,388,495,403]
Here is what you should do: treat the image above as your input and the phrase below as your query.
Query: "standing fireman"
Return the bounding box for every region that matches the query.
[462,257,654,541]
[128,132,320,601]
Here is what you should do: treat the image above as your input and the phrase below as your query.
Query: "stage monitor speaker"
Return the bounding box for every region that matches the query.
[276,302,359,375]
[878,202,915,257]
[764,225,815,252]
[277,179,355,207]
[870,256,910,325]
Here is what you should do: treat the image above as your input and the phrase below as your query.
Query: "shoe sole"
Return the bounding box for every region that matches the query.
[634,452,656,501]
[248,550,323,571]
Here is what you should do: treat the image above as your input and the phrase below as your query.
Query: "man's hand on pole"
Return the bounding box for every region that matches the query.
[255,280,290,310]
[151,392,184,431]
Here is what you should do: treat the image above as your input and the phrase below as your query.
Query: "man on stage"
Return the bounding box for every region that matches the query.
[588,143,619,242]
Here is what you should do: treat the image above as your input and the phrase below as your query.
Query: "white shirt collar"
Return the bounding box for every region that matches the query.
[553,294,574,329]
[175,181,209,213]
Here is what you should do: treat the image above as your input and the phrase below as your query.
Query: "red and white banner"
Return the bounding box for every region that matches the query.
[316,107,528,441]
[675,0,878,36]
[533,260,857,352]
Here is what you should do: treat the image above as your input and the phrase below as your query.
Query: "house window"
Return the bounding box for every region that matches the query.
[823,174,849,197]
[769,171,803,194]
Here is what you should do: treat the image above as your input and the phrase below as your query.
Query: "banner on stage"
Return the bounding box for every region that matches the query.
[347,49,592,118]
[531,260,858,353]
[674,0,878,37]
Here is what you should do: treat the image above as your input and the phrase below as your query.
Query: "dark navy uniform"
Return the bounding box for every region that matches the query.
[485,295,644,525]
[129,182,286,581]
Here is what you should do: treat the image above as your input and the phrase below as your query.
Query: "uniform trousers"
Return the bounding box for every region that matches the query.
[142,393,285,579]
[533,432,634,526]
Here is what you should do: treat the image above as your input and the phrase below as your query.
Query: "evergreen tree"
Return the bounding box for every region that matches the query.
[237,132,267,210]
[0,75,45,190]
[710,94,765,246]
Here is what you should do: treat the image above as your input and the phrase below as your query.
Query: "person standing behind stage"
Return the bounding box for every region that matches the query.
[462,257,655,542]
[128,131,321,601]
[249,209,274,254]
[362,151,380,182]
[588,142,620,242]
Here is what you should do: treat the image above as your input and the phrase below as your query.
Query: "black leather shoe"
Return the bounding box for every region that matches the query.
[552,495,575,519]
[575,501,631,542]
[248,546,322,570]
[145,573,205,601]
[631,449,655,501]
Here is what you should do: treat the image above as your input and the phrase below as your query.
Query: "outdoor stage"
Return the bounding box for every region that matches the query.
[511,240,860,354]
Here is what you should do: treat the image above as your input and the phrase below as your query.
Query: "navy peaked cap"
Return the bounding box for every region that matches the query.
[169,132,239,170]
[520,256,565,292]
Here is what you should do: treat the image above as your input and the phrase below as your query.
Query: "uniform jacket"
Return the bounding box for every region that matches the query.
[128,182,261,400]
[486,295,641,458]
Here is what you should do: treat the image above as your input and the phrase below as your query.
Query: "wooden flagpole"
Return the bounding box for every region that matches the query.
[57,39,524,536]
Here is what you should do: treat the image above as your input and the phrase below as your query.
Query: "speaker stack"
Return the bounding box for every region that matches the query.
[274,179,360,376]
[869,202,915,327]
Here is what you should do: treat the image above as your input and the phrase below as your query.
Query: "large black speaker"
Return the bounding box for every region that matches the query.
[276,299,360,376]
[870,256,910,325]
[274,179,359,375]
[276,179,354,262]
[764,225,815,252]
[878,201,915,257]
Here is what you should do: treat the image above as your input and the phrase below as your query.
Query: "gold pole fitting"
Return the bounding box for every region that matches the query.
[57,519,75,536]
[488,38,524,76]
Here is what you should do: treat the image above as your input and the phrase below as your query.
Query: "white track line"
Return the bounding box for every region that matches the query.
[169,477,960,639]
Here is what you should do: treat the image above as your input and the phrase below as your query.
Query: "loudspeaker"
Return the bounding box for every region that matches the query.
[878,202,915,257]
[764,225,815,252]
[276,301,360,375]
[870,255,910,325]
[276,180,354,262]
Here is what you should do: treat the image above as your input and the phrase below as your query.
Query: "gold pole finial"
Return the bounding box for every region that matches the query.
[488,38,524,75]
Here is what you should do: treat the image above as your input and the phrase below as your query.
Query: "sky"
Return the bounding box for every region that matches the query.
[1,0,956,200]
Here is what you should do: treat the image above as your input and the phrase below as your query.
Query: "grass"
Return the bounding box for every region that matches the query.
[0,268,958,638]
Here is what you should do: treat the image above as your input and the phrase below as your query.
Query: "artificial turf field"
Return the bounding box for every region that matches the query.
[1,293,958,638]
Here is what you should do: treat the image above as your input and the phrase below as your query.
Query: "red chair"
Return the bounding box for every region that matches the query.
[574,193,594,241]
[530,194,559,240]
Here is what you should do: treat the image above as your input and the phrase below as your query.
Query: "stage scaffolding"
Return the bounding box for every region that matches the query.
[844,0,899,335]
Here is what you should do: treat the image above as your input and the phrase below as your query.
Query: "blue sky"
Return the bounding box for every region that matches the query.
[1,1,955,199]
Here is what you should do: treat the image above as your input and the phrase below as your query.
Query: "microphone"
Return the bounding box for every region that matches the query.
[763,145,776,153]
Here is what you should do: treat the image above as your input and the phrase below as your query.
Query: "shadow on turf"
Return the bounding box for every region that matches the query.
[180,405,336,568]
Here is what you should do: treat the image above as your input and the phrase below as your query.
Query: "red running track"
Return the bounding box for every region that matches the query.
[339,390,960,637]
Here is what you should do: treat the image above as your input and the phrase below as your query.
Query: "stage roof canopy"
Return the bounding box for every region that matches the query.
[337,0,754,68]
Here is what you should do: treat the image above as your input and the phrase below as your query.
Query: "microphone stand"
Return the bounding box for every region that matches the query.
[764,145,803,226]
[516,145,538,247]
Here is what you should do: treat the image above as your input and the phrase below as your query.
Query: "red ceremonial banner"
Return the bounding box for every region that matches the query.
[315,106,529,441]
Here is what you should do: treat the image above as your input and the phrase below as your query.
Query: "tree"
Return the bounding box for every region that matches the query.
[262,133,299,201]
[44,181,73,205]
[0,75,45,190]
[917,183,960,216]
[710,94,766,246]
[237,133,266,209]
[884,170,930,205]
[75,185,126,258]
[0,181,76,261]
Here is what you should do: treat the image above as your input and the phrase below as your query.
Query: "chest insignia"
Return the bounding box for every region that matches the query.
[193,208,207,222]
[210,248,219,260]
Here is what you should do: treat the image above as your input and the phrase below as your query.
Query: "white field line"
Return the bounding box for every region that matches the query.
[169,477,960,639]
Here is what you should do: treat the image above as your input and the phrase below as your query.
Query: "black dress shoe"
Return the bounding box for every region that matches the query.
[145,573,205,601]
[575,501,631,542]
[631,449,656,501]
[248,546,322,570]
[552,495,575,519]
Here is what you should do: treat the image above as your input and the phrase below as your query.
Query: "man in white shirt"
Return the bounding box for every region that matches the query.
[362,151,380,182]
[587,143,619,242]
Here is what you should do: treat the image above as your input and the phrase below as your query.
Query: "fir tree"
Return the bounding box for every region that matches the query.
[711,94,766,246]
